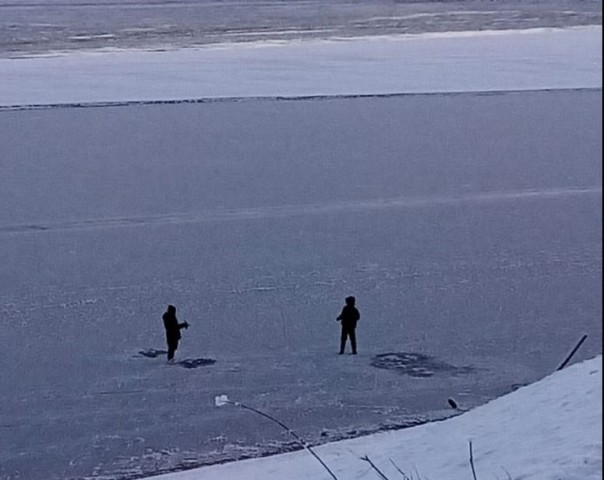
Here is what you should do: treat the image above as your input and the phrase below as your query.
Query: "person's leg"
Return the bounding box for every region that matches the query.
[350,328,357,354]
[167,340,178,361]
[340,327,347,354]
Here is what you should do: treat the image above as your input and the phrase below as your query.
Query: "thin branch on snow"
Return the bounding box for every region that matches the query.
[215,395,339,480]
[360,455,391,480]
[469,440,478,480]
[501,466,513,480]
[389,458,413,480]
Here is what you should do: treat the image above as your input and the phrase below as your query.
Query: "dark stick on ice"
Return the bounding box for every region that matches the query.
[469,441,478,480]
[556,334,588,371]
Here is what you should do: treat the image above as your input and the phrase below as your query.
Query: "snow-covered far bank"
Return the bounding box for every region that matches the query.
[149,356,602,480]
[0,26,601,108]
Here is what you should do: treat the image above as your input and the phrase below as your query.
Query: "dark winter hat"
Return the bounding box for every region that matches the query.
[167,304,176,313]
[345,296,355,305]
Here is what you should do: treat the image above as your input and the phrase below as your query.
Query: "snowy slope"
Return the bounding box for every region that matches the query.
[150,356,602,480]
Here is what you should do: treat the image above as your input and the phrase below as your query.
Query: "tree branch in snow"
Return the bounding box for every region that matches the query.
[214,395,339,480]
[359,455,391,480]
[389,458,413,480]
[469,440,478,480]
[501,466,513,480]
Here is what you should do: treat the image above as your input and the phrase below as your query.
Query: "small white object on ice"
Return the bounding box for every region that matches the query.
[215,395,230,407]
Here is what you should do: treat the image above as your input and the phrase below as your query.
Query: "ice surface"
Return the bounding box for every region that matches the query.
[0,89,600,480]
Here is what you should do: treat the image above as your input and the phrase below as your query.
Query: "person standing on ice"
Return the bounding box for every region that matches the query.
[162,305,189,362]
[336,296,360,355]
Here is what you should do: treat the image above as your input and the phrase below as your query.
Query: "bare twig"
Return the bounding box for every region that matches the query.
[240,402,338,480]
[501,466,513,480]
[389,458,412,480]
[412,466,422,480]
[469,441,478,480]
[360,455,391,480]
[219,397,339,480]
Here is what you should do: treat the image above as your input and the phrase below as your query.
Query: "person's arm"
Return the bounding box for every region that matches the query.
[174,315,189,329]
[336,307,345,321]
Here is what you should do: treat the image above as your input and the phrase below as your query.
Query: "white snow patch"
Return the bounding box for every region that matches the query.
[0,26,600,106]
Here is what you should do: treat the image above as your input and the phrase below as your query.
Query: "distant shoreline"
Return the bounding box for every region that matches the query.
[1,0,600,58]
[5,25,600,61]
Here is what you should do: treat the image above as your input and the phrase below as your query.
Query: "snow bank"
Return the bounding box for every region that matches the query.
[149,356,602,480]
[0,26,601,107]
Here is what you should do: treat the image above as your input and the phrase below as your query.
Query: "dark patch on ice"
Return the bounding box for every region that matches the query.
[136,348,168,358]
[370,352,474,377]
[136,350,216,368]
[0,224,50,233]
[176,358,216,369]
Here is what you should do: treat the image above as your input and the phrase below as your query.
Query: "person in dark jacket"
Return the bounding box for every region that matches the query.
[336,296,360,355]
[162,305,189,362]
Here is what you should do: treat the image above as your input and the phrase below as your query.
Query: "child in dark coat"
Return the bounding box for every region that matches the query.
[336,296,360,354]
[162,305,189,362]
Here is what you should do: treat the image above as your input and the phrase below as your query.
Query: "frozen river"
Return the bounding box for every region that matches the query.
[0,88,601,479]
[0,4,602,477]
